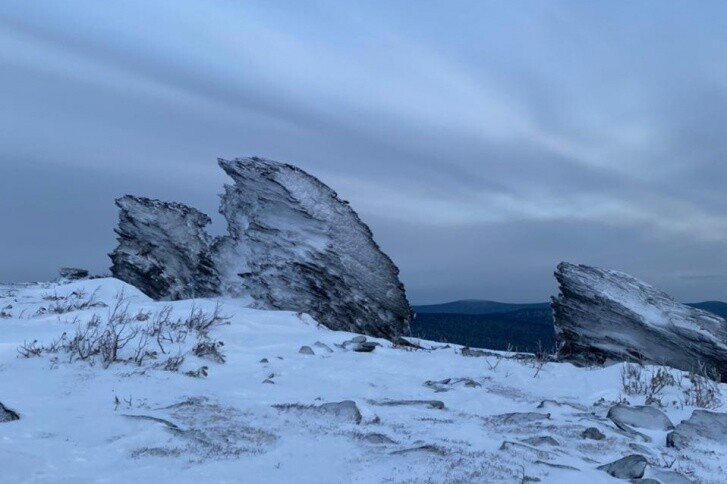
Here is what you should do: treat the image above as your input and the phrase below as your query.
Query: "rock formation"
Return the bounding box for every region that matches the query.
[552,262,727,380]
[110,196,219,300]
[109,157,411,339]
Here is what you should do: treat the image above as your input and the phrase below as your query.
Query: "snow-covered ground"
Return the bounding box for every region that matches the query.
[1,278,725,483]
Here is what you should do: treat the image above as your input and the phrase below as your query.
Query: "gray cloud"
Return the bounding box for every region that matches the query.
[2,1,727,303]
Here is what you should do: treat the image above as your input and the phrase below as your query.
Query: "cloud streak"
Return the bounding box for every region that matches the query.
[2,1,727,303]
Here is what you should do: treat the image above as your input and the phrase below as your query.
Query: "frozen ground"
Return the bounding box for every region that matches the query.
[1,278,725,483]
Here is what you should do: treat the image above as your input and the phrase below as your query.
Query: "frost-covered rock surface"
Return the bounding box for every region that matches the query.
[1,278,726,483]
[109,157,411,339]
[213,157,410,339]
[110,195,219,300]
[552,262,727,380]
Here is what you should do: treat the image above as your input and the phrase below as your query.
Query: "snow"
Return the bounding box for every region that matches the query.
[1,278,725,483]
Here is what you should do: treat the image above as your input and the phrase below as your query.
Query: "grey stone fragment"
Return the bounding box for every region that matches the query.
[352,342,377,352]
[522,435,560,446]
[351,335,367,343]
[666,409,727,449]
[298,346,315,355]
[597,454,648,479]
[0,402,19,422]
[608,404,674,431]
[313,341,333,353]
[581,427,606,440]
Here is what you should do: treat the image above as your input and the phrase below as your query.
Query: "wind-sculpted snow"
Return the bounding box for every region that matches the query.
[109,157,411,339]
[2,278,726,483]
[110,196,219,300]
[552,262,727,380]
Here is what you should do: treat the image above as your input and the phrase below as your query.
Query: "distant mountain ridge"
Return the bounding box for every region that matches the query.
[413,299,727,318]
[412,300,550,315]
[410,298,727,352]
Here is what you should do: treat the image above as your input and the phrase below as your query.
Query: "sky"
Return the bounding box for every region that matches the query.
[2,1,727,304]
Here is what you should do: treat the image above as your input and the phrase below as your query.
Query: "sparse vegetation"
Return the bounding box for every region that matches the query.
[620,362,722,409]
[17,291,230,375]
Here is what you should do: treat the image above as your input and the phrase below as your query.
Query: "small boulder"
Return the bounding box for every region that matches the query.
[608,405,674,431]
[522,436,560,447]
[0,402,19,422]
[313,341,334,353]
[351,335,367,343]
[666,409,727,450]
[597,454,648,479]
[581,427,606,440]
[352,342,377,353]
[298,346,315,355]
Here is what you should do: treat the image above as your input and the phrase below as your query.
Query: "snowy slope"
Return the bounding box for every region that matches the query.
[1,278,725,483]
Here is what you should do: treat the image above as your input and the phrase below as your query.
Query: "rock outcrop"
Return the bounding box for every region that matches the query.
[552,262,727,380]
[109,196,219,300]
[666,409,727,449]
[109,157,411,339]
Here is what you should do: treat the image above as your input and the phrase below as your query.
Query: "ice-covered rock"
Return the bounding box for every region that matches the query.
[552,262,727,380]
[213,157,410,338]
[109,158,411,339]
[110,196,219,300]
[607,405,674,431]
[666,409,727,449]
[597,454,647,479]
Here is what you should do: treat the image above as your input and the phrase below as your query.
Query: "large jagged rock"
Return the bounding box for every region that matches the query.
[552,262,727,380]
[213,157,410,338]
[110,196,219,300]
[109,157,411,339]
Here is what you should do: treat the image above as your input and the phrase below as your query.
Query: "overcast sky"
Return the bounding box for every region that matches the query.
[2,1,727,303]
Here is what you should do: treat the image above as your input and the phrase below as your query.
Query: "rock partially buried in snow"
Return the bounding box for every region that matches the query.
[607,405,674,431]
[552,262,727,380]
[110,157,412,339]
[0,402,19,422]
[581,427,606,440]
[666,409,727,449]
[597,454,648,479]
[647,468,694,484]
[298,346,315,355]
[274,400,363,424]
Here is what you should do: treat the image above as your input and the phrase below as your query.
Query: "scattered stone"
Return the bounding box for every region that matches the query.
[299,346,315,355]
[424,377,481,392]
[372,399,445,410]
[262,379,275,384]
[360,433,396,444]
[581,427,606,440]
[352,342,377,353]
[666,409,727,450]
[391,444,446,456]
[488,412,551,425]
[647,468,693,484]
[608,405,674,431]
[259,358,269,363]
[522,436,560,447]
[351,335,367,343]
[274,400,362,425]
[313,341,333,353]
[597,454,648,480]
[537,400,587,412]
[58,267,89,280]
[0,402,19,422]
